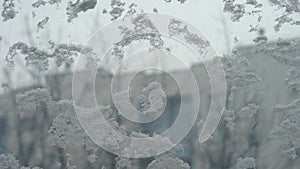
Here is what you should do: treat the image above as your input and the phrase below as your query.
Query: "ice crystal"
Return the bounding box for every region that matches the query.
[246,0,258,6]
[32,0,47,8]
[37,17,49,31]
[1,0,17,22]
[125,3,137,17]
[66,0,97,22]
[249,24,259,33]
[48,0,61,5]
[253,35,268,44]
[1,82,9,91]
[235,157,256,169]
[269,99,300,159]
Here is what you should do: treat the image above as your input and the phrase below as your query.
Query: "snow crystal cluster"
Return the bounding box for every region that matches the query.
[112,14,164,60]
[0,153,42,169]
[138,81,166,114]
[258,38,300,93]
[16,88,52,118]
[1,0,17,22]
[269,100,300,159]
[168,19,210,55]
[102,0,138,21]
[47,100,88,149]
[32,0,61,8]
[5,42,94,71]
[66,0,97,22]
[268,0,300,31]
[220,52,262,133]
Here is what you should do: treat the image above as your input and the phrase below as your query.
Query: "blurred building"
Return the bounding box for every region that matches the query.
[0,39,300,168]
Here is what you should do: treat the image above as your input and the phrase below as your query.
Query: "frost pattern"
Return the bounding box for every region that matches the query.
[258,38,300,93]
[221,52,263,91]
[223,109,236,131]
[0,153,22,169]
[286,66,300,93]
[87,154,98,163]
[146,154,190,169]
[223,103,259,131]
[223,0,300,31]
[256,38,300,66]
[269,100,300,159]
[220,52,262,133]
[5,42,94,71]
[122,132,173,157]
[235,157,256,169]
[115,157,132,169]
[168,19,210,55]
[223,0,262,22]
[16,88,52,118]
[47,100,89,149]
[237,103,259,118]
[112,14,164,59]
[268,0,300,31]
